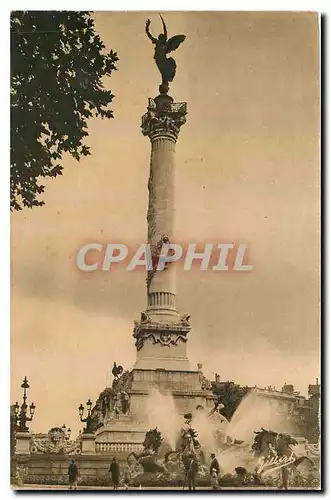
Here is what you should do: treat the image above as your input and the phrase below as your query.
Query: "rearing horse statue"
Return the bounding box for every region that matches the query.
[252,428,315,490]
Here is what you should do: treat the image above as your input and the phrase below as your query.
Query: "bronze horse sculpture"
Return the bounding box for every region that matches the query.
[252,428,315,489]
[127,428,166,474]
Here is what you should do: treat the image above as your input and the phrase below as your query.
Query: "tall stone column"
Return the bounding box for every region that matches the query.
[133,94,191,371]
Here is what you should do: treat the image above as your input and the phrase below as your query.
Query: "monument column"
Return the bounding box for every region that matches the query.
[144,94,186,317]
[133,94,191,371]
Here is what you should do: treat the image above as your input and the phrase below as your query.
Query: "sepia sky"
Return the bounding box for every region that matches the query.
[11,12,320,436]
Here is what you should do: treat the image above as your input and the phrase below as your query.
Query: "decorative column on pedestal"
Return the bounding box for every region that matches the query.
[13,376,36,454]
[133,16,192,371]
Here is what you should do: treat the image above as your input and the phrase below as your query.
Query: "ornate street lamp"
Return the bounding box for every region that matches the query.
[13,401,20,416]
[78,399,93,433]
[62,424,72,441]
[13,376,36,432]
[30,402,36,417]
[78,403,84,418]
[86,399,92,414]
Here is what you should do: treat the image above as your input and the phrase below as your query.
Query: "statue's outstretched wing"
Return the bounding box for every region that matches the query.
[166,34,186,53]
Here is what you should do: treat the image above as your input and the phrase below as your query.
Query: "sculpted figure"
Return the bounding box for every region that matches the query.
[30,427,81,455]
[141,311,151,324]
[145,15,186,94]
[120,391,130,415]
[252,428,315,490]
[181,313,190,326]
[112,362,123,379]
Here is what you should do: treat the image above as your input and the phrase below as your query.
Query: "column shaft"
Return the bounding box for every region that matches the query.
[147,136,177,311]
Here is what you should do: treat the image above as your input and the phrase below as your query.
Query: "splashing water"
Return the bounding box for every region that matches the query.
[192,410,217,452]
[144,390,229,454]
[143,387,301,475]
[217,445,253,475]
[216,390,300,474]
[145,389,182,450]
[192,409,228,455]
[226,391,288,443]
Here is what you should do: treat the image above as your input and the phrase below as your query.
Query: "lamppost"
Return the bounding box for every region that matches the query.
[13,376,36,432]
[78,399,93,433]
[61,424,72,441]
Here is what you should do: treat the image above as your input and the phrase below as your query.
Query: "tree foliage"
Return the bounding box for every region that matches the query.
[212,380,250,420]
[11,11,119,210]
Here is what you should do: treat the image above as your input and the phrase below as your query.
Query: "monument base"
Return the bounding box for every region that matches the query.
[93,367,214,451]
[130,368,214,414]
[133,315,191,371]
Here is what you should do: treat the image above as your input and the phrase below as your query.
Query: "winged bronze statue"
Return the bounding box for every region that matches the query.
[145,15,186,94]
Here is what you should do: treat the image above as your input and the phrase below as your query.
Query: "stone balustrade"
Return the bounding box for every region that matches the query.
[95,442,143,453]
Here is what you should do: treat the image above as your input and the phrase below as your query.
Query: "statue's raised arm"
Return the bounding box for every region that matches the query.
[145,19,157,43]
[145,15,186,95]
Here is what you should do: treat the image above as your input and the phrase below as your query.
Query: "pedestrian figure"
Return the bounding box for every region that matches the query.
[16,464,27,487]
[68,459,78,490]
[109,457,120,490]
[211,469,219,489]
[187,453,198,491]
[210,453,220,489]
[122,464,131,490]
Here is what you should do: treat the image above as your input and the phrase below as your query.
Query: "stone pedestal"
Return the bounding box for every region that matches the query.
[81,433,96,455]
[15,432,31,454]
[95,417,147,453]
[133,317,191,371]
[130,369,215,417]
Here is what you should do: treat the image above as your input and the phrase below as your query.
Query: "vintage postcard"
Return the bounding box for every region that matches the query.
[10,11,320,491]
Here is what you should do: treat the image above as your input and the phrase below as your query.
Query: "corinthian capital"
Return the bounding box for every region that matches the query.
[141,95,187,142]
